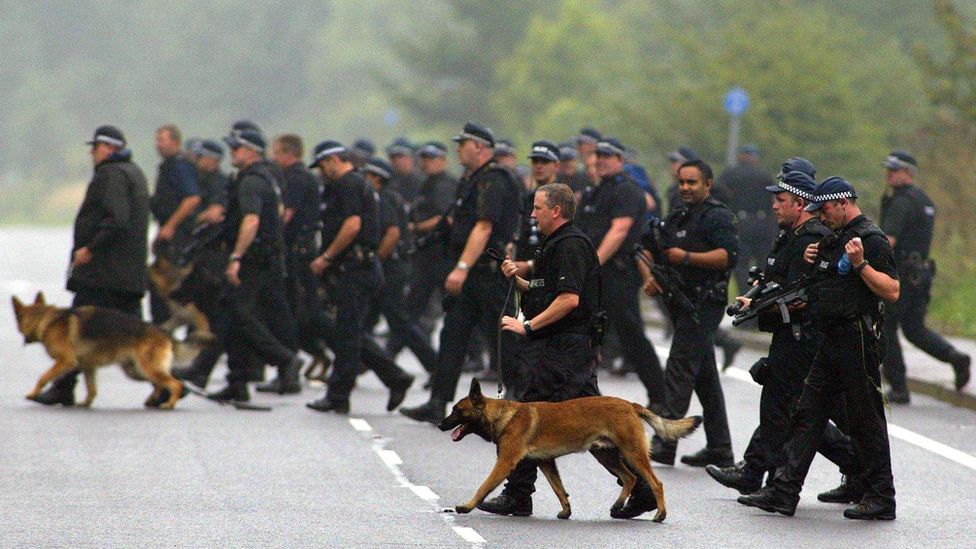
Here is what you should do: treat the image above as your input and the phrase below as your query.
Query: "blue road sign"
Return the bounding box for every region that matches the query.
[724,87,750,117]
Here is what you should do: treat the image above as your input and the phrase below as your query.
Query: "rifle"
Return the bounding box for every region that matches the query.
[730,276,819,340]
[726,266,765,316]
[633,241,698,325]
[178,222,225,267]
[406,204,455,256]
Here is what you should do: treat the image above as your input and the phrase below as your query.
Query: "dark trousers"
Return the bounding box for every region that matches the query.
[882,273,956,391]
[223,260,297,383]
[287,246,328,360]
[379,260,438,372]
[50,287,143,391]
[659,298,732,450]
[430,266,518,403]
[502,334,599,499]
[739,330,855,478]
[388,246,452,354]
[772,319,895,505]
[603,262,664,408]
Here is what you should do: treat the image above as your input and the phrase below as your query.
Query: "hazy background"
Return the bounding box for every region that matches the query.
[2,0,976,333]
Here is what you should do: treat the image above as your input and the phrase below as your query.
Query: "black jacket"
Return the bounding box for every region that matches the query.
[68,151,150,295]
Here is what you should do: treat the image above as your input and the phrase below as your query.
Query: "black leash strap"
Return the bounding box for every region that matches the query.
[486,247,513,398]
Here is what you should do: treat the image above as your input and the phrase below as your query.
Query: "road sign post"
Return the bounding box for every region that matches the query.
[724,87,750,166]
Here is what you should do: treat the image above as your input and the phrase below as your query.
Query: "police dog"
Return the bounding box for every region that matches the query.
[147,253,214,342]
[439,379,702,522]
[12,292,186,409]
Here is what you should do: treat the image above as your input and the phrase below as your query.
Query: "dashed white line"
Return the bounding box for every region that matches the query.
[452,526,487,544]
[409,485,440,502]
[378,449,403,467]
[348,418,373,432]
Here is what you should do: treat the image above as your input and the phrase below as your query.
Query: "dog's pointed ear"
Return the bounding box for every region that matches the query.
[468,378,483,401]
[12,295,24,315]
[34,291,45,305]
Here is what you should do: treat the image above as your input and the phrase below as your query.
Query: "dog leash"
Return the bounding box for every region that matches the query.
[486,247,514,398]
[182,383,272,412]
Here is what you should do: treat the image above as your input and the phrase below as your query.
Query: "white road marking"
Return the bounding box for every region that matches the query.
[378,449,403,467]
[409,485,440,501]
[720,363,976,472]
[452,526,487,544]
[348,418,372,432]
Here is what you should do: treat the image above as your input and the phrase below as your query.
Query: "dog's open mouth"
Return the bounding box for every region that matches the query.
[451,424,467,441]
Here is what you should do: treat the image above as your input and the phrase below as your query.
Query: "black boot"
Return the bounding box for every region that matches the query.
[305,396,349,414]
[706,461,763,495]
[610,479,658,519]
[950,351,971,391]
[680,446,734,468]
[651,436,676,466]
[720,337,742,371]
[843,499,896,520]
[400,399,446,424]
[386,375,414,412]
[173,365,209,390]
[256,355,303,394]
[29,374,77,406]
[886,387,910,405]
[817,475,865,504]
[737,486,799,517]
[476,494,532,517]
[207,382,249,402]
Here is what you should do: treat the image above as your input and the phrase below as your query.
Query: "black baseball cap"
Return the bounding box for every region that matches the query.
[804,176,858,212]
[452,122,495,147]
[528,140,560,162]
[667,146,699,163]
[883,150,917,170]
[86,125,126,148]
[223,129,266,152]
[417,141,447,158]
[766,170,816,200]
[309,140,346,167]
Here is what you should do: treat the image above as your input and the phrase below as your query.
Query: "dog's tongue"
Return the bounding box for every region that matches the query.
[451,425,464,441]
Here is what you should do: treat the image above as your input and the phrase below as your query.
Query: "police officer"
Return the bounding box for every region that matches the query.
[556,143,589,194]
[306,141,414,413]
[739,177,900,520]
[150,124,201,324]
[474,182,602,517]
[387,137,423,204]
[576,137,665,409]
[254,134,322,394]
[706,166,857,500]
[400,122,521,424]
[645,159,738,468]
[880,150,970,403]
[364,157,439,375]
[514,140,561,263]
[719,145,778,293]
[32,126,151,406]
[207,129,301,403]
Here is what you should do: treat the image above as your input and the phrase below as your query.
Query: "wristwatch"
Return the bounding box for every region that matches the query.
[854,259,869,273]
[229,254,242,262]
[456,260,470,271]
[523,320,534,336]
[682,251,692,266]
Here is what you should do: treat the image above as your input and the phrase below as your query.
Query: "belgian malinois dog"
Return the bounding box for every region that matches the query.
[12,292,186,409]
[439,379,702,522]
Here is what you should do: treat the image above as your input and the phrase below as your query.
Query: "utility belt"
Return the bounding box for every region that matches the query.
[288,229,319,258]
[817,312,882,339]
[681,279,729,304]
[334,243,378,272]
[897,252,935,286]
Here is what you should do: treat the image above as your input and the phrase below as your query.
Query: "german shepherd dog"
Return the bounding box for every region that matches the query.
[12,292,186,409]
[147,252,214,342]
[439,379,702,522]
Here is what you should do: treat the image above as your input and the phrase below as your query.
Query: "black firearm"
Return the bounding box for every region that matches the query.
[726,266,765,316]
[406,205,454,256]
[634,224,698,324]
[178,222,225,267]
[730,277,813,339]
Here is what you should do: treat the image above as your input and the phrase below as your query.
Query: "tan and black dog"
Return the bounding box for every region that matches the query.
[439,379,702,522]
[12,292,186,409]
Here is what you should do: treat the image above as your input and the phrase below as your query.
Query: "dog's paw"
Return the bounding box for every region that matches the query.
[652,510,666,523]
[455,505,472,514]
[557,509,571,520]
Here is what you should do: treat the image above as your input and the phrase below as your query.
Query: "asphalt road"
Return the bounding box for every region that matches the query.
[2,227,975,548]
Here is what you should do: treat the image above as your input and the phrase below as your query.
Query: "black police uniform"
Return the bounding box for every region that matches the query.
[427,160,521,405]
[376,185,439,373]
[390,170,424,205]
[718,162,777,292]
[316,170,412,409]
[652,196,738,458]
[577,171,665,407]
[495,221,603,502]
[736,218,856,483]
[220,159,297,388]
[149,153,201,323]
[515,184,544,261]
[880,183,968,394]
[280,162,324,360]
[770,214,897,510]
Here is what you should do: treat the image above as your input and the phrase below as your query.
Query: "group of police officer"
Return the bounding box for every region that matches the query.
[33,119,972,523]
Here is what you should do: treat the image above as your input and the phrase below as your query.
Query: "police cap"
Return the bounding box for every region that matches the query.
[198,139,224,159]
[494,140,516,157]
[352,138,376,157]
[804,176,858,212]
[574,127,602,146]
[528,140,561,162]
[223,129,265,153]
[595,137,626,157]
[766,170,816,200]
[417,141,448,158]
[883,150,917,171]
[558,142,578,161]
[364,157,393,181]
[86,125,127,148]
[667,146,699,163]
[231,120,262,135]
[386,137,414,157]
[452,122,495,147]
[778,157,816,180]
[309,140,346,168]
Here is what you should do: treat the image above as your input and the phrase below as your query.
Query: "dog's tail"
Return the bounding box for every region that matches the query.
[633,403,702,442]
